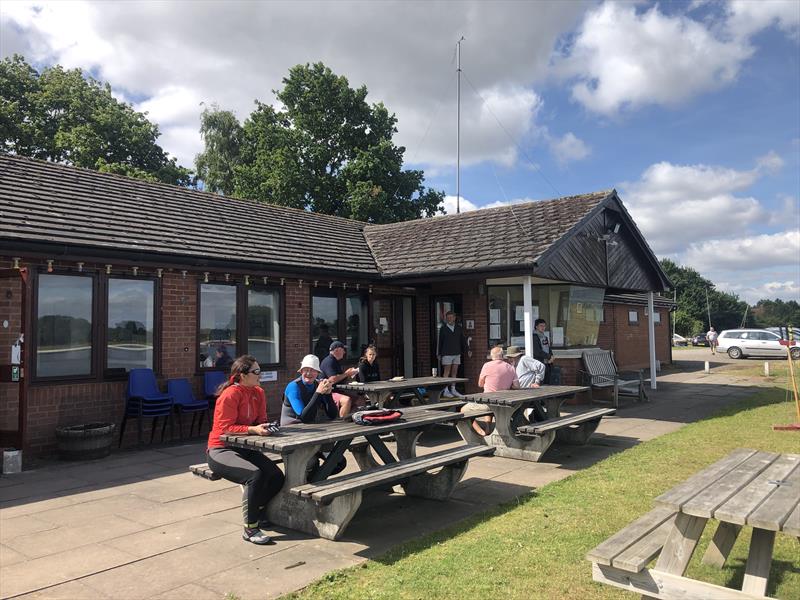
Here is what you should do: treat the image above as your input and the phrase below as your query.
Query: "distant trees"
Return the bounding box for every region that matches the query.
[0,55,191,185]
[195,62,443,223]
[751,299,800,328]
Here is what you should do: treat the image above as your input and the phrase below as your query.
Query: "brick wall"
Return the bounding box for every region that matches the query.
[0,275,22,433]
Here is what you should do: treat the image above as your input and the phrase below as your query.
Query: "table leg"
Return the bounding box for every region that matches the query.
[654,512,708,575]
[456,404,556,462]
[741,527,775,596]
[427,387,443,404]
[376,391,393,408]
[702,521,741,567]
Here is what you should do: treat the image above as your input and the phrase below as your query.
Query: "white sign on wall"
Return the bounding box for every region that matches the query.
[259,371,278,382]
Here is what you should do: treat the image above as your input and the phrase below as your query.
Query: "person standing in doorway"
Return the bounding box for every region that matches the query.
[707,326,718,355]
[532,318,555,384]
[437,310,468,398]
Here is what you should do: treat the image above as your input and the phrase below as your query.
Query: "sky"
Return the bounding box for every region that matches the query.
[1,0,799,303]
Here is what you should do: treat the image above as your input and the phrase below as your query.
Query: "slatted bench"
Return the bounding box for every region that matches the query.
[586,505,677,573]
[291,444,495,504]
[580,349,647,407]
[517,407,616,445]
[189,451,283,481]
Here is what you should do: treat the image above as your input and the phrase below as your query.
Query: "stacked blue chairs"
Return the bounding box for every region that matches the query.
[203,370,228,425]
[167,378,211,439]
[119,368,174,447]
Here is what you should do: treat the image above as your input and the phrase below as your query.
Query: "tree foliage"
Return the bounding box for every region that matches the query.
[0,54,190,185]
[751,299,800,328]
[195,62,443,222]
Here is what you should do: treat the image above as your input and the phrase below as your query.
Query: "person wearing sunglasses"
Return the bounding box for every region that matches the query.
[207,354,284,545]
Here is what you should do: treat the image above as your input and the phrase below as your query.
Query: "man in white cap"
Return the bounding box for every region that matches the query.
[280,354,338,425]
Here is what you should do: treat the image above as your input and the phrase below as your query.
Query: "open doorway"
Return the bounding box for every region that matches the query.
[431,295,466,381]
[371,296,415,377]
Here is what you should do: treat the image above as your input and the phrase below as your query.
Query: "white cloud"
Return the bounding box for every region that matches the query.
[716,279,800,304]
[549,131,590,165]
[0,1,586,169]
[442,195,479,215]
[620,157,781,254]
[684,230,800,271]
[557,2,753,115]
[725,0,800,41]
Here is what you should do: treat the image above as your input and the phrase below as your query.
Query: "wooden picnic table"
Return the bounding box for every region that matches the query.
[221,405,492,540]
[589,448,800,599]
[457,385,602,462]
[336,376,468,408]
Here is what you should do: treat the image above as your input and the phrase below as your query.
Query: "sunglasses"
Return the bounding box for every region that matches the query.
[245,368,261,375]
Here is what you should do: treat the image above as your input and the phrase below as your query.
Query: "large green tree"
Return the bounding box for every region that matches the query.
[0,54,190,185]
[751,299,800,328]
[659,259,751,334]
[195,62,443,222]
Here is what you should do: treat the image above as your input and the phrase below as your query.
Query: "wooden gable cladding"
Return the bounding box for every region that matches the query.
[533,208,608,285]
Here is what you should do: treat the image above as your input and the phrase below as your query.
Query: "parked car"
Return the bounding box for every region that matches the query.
[672,334,688,346]
[717,329,800,360]
[691,333,708,347]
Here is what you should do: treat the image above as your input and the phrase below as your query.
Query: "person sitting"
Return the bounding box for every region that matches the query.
[320,341,360,417]
[206,355,285,545]
[461,346,520,435]
[280,354,337,425]
[214,346,233,368]
[357,344,381,383]
[507,345,546,388]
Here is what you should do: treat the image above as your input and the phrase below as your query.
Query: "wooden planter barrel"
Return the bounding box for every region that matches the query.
[55,423,115,460]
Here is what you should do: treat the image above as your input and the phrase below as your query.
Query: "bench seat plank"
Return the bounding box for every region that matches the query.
[519,408,615,435]
[612,515,676,572]
[586,505,677,568]
[189,463,222,480]
[291,445,494,503]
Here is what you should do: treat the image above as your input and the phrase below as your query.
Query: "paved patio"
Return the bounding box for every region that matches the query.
[0,364,767,599]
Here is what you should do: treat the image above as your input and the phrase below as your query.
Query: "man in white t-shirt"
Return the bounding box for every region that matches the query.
[706,327,718,355]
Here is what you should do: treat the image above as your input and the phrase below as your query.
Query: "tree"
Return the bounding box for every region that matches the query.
[196,62,443,222]
[659,259,749,334]
[752,299,800,328]
[0,54,191,185]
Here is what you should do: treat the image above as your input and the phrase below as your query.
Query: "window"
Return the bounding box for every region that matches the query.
[248,288,280,365]
[107,279,155,372]
[654,311,661,325]
[199,284,237,368]
[628,310,639,324]
[311,291,368,362]
[486,284,605,348]
[36,274,94,377]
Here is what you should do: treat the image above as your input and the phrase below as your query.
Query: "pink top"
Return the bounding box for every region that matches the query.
[478,359,519,392]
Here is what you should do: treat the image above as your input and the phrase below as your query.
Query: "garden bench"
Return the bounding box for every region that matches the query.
[189,451,283,481]
[517,407,616,444]
[580,349,647,407]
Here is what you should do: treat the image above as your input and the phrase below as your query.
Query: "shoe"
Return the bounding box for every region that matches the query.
[441,388,453,398]
[451,388,465,398]
[243,527,274,545]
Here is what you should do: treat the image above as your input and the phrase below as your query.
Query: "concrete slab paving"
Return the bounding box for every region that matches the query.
[0,362,772,600]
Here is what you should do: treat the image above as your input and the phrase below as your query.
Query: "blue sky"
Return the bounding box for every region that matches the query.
[1,0,798,303]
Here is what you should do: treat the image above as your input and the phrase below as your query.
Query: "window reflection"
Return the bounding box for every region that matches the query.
[345,294,368,358]
[37,274,93,377]
[248,289,280,365]
[311,294,338,361]
[107,279,154,371]
[199,284,236,368]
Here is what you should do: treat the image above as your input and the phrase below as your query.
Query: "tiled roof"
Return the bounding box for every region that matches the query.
[363,191,611,277]
[0,154,378,275]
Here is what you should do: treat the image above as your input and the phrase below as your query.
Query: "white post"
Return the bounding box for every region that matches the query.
[764,361,770,377]
[648,292,657,390]
[705,361,710,374]
[523,275,534,357]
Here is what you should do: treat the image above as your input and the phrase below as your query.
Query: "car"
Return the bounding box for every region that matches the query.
[672,334,688,346]
[717,328,800,360]
[691,333,708,347]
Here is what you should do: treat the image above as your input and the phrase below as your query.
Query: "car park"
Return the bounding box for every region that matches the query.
[691,333,708,346]
[717,328,800,360]
[672,334,688,346]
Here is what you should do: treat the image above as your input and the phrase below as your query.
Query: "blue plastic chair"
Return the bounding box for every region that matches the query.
[119,369,173,447]
[167,378,210,438]
[204,370,228,425]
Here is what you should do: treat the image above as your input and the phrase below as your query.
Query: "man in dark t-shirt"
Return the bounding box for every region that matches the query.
[320,341,359,417]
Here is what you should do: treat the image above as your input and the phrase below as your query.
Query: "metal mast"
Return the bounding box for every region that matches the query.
[456,36,464,214]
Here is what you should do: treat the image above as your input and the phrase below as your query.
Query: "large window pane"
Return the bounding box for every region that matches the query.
[487,286,524,347]
[37,274,93,377]
[248,289,280,365]
[107,279,154,371]
[345,294,368,358]
[311,294,338,361]
[199,284,237,368]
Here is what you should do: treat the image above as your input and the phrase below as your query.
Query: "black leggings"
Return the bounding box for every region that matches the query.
[207,447,285,526]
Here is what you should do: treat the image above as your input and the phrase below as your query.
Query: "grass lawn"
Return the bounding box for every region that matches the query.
[290,388,800,600]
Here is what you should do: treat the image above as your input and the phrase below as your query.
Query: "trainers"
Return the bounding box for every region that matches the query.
[451,388,465,398]
[441,388,453,398]
[243,527,274,545]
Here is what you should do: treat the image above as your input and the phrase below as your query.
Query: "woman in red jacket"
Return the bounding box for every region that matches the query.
[207,355,285,545]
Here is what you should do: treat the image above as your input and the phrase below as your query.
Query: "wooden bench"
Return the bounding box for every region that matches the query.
[290,444,495,504]
[517,407,616,444]
[586,505,677,573]
[189,451,283,481]
[580,349,647,407]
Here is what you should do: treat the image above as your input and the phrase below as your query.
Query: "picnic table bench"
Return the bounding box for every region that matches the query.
[457,386,612,461]
[221,407,493,540]
[588,448,800,599]
[336,376,468,408]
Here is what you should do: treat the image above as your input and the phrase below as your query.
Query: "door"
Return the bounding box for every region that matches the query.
[372,296,415,377]
[431,295,464,378]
